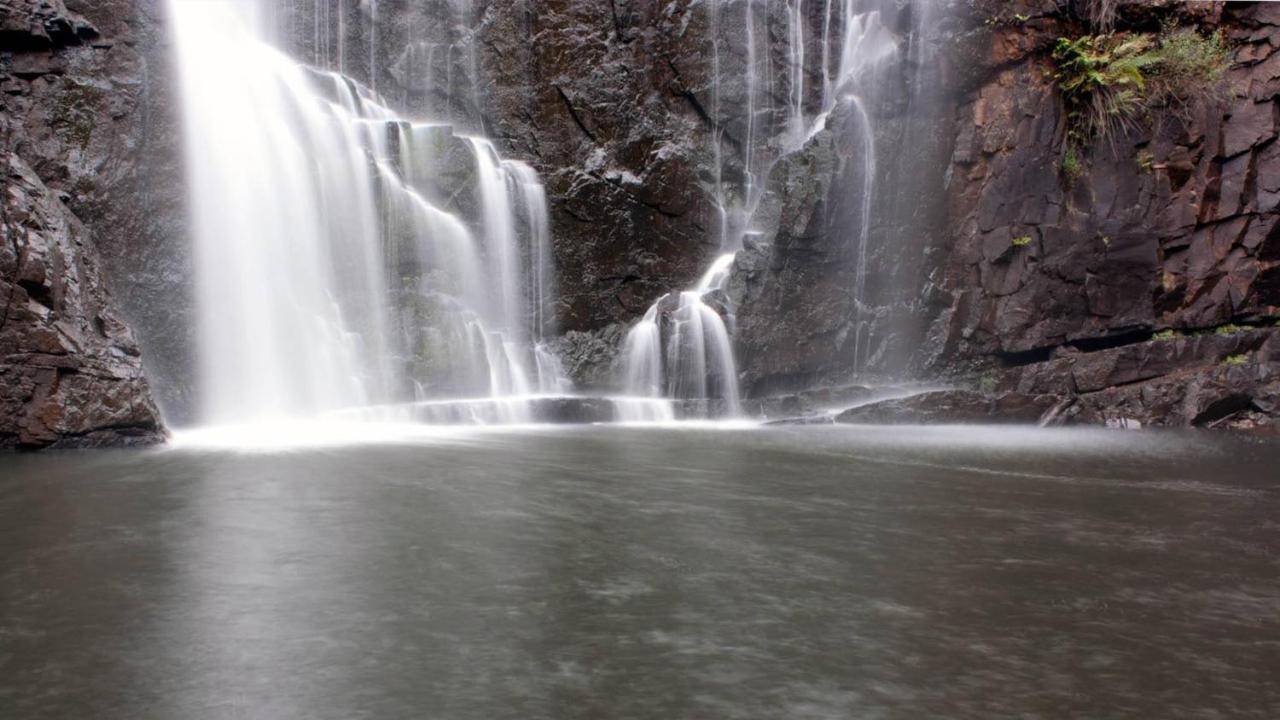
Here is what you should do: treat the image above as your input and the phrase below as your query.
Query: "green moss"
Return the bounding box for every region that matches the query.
[1152,329,1178,340]
[1012,235,1033,248]
[1222,354,1248,366]
[988,12,1029,26]
[1215,324,1245,336]
[1061,143,1084,181]
[1136,149,1155,172]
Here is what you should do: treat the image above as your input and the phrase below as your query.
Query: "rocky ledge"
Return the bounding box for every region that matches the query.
[831,326,1280,433]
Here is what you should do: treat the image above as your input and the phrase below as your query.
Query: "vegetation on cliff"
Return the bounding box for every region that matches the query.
[1052,22,1231,172]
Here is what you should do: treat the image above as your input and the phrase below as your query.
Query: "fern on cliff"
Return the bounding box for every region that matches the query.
[1054,34,1160,150]
[1053,24,1232,174]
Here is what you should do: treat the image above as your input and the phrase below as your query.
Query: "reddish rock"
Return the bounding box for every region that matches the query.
[1,154,164,448]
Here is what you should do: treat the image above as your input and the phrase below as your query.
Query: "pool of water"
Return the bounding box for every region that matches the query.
[2,425,1278,719]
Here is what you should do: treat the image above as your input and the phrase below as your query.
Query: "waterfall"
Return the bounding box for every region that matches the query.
[619,0,905,415]
[786,0,807,148]
[849,96,878,375]
[170,0,567,428]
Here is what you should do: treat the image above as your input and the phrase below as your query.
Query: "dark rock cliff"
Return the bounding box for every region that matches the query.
[0,152,162,448]
[1,0,172,446]
[723,0,1280,431]
[913,0,1280,430]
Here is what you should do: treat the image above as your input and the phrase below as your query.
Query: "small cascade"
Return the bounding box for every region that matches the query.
[170,0,568,428]
[619,0,906,416]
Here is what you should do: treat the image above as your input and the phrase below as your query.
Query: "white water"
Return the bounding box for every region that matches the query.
[170,0,568,429]
[620,0,907,415]
[171,0,929,433]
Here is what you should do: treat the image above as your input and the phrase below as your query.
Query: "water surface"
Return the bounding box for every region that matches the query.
[2,426,1278,719]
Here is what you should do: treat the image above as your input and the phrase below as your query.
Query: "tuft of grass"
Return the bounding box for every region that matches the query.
[1215,324,1245,336]
[1147,25,1232,116]
[1012,235,1033,247]
[1152,329,1178,340]
[1222,354,1248,366]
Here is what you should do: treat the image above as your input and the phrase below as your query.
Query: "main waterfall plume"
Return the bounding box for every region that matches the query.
[170,0,565,427]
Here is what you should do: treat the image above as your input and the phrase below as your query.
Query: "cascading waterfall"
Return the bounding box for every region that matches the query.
[620,0,905,416]
[170,0,568,427]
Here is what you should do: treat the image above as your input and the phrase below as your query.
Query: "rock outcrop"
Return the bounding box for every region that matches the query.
[910,0,1280,429]
[1,0,173,446]
[0,153,163,448]
[731,0,1280,430]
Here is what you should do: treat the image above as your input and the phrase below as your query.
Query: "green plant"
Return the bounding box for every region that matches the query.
[1215,324,1245,336]
[1152,329,1178,340]
[1136,149,1155,172]
[1146,25,1232,116]
[1054,34,1160,149]
[1053,24,1232,161]
[1012,235,1033,247]
[988,13,1032,27]
[1062,143,1084,181]
[1222,354,1248,366]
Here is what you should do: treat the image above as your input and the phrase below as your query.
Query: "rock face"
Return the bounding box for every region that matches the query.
[1,0,173,446]
[835,390,1060,426]
[279,0,721,335]
[926,2,1279,363]
[0,153,163,448]
[728,0,1280,430]
[727,3,970,398]
[477,0,721,333]
[907,0,1280,429]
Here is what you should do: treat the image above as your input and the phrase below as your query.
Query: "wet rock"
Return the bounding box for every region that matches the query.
[547,323,629,392]
[0,0,98,52]
[741,384,875,420]
[3,0,193,423]
[0,154,164,449]
[835,389,1061,425]
[914,3,1280,431]
[763,415,836,426]
[473,0,720,332]
[1056,358,1280,431]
